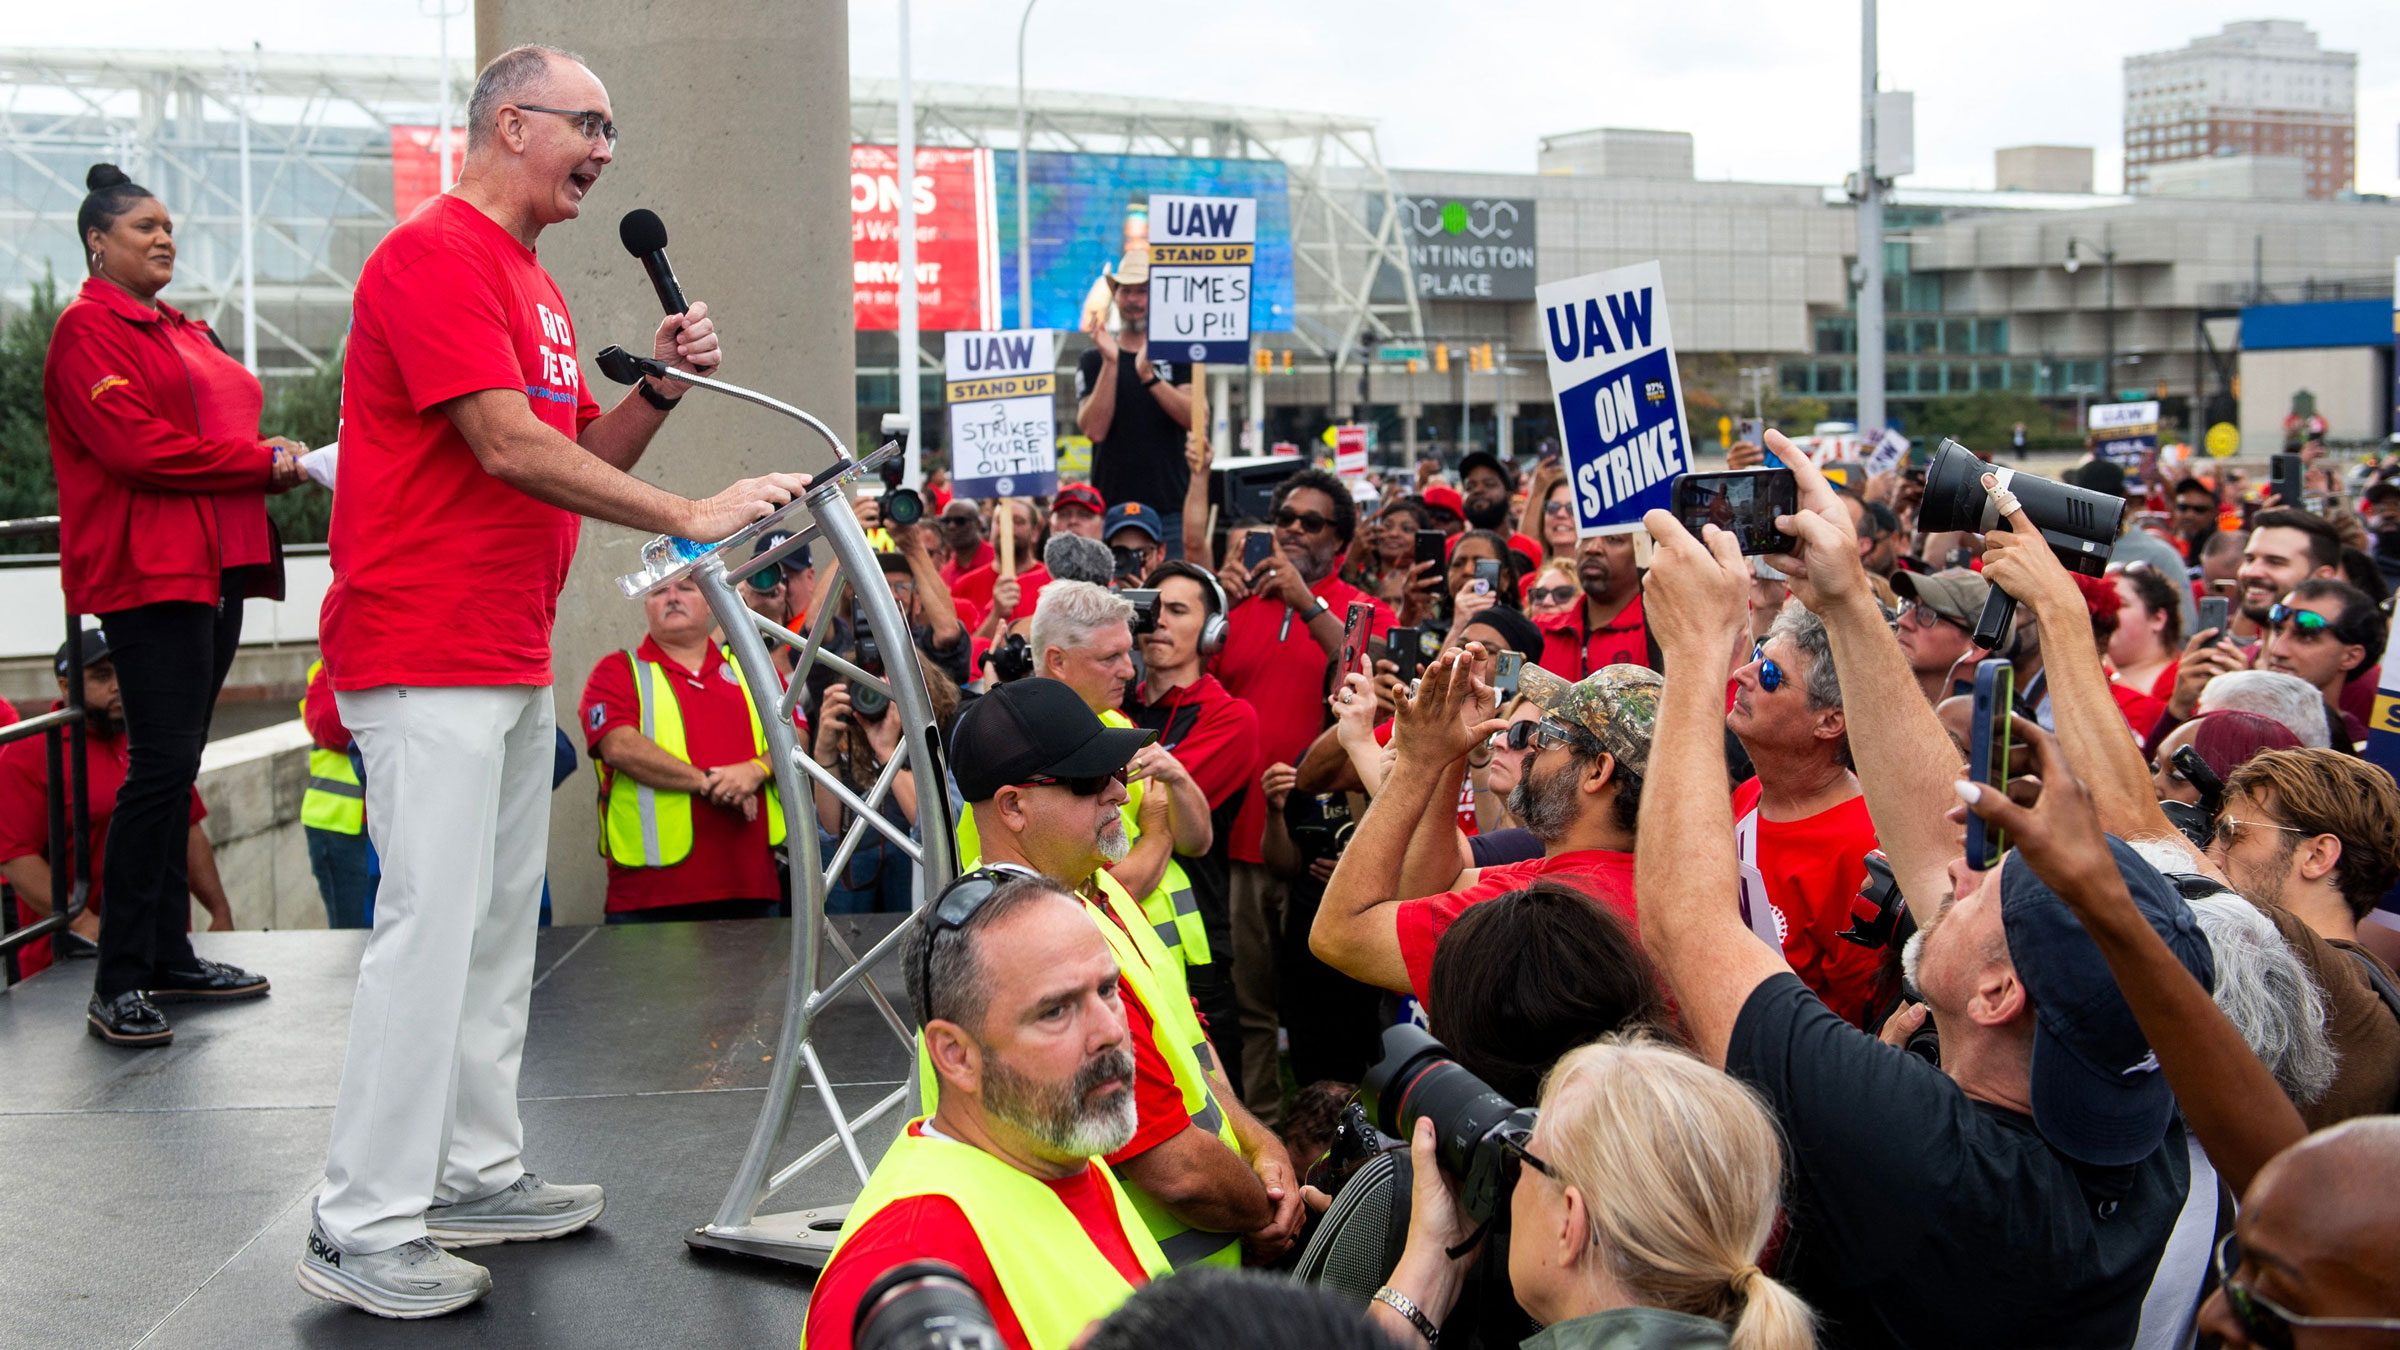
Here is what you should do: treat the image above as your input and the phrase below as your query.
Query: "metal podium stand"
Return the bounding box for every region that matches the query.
[598,349,956,1267]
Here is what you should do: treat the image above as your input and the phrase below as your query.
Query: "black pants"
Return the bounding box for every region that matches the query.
[95,589,243,998]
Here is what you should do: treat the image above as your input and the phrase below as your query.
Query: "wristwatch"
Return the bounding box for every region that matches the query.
[1303,595,1332,621]
[636,376,683,411]
[1141,371,1161,389]
[1373,1286,1440,1345]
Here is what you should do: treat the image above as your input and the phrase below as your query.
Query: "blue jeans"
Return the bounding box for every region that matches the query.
[305,826,378,929]
[821,828,916,914]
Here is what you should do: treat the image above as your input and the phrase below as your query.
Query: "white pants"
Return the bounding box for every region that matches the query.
[317,684,554,1253]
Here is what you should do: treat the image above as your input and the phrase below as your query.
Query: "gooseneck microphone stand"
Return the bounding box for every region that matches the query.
[598,346,958,1266]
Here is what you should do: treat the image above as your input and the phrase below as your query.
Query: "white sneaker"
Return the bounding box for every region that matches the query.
[296,1215,492,1319]
[425,1173,605,1248]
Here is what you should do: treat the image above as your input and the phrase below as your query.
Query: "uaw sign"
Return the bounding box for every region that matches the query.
[1537,261,1691,537]
[946,329,1058,500]
[1150,195,1255,363]
[1399,196,1537,301]
[2090,400,2161,476]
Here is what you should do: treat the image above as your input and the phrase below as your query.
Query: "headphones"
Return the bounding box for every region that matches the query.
[1146,560,1230,656]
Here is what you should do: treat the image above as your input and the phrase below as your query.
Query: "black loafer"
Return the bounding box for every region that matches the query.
[150,957,271,1002]
[88,990,173,1047]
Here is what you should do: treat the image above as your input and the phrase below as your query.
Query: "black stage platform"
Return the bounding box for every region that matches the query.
[0,916,917,1348]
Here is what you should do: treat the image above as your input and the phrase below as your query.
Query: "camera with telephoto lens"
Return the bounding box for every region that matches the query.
[854,1260,1001,1350]
[1838,850,1911,950]
[1122,588,1161,636]
[1915,438,2127,648]
[1358,1024,1537,1225]
[981,632,1034,684]
[847,600,892,719]
[1283,791,1355,867]
[876,413,924,528]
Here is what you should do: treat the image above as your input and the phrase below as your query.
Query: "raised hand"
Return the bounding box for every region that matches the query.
[1391,647,1506,768]
[1755,431,1869,613]
[1639,511,1750,670]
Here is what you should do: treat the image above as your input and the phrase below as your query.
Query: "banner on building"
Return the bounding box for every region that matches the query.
[2090,400,2162,476]
[945,329,1057,500]
[1537,261,1691,538]
[853,145,1000,331]
[1396,195,1537,301]
[1148,195,1255,364]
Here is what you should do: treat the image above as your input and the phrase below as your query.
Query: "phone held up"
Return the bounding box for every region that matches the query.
[1967,658,2015,871]
[1242,530,1274,571]
[1671,469,1800,556]
[2195,595,2230,647]
[1336,601,1375,683]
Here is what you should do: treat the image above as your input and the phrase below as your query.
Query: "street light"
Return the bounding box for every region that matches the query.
[1015,0,1040,331]
[2062,233,2116,403]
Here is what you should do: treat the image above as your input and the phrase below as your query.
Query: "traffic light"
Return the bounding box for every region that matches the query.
[1281,349,1294,374]
[1434,344,1449,374]
[1406,358,1421,374]
[1253,347,1274,374]
[1479,343,1496,372]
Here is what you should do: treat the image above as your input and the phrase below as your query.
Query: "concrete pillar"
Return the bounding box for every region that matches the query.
[478,1,855,924]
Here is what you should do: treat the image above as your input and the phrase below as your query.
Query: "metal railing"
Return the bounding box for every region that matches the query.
[0,515,92,987]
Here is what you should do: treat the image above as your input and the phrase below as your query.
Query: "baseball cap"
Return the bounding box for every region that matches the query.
[2066,458,2130,500]
[1420,485,1466,518]
[1513,662,1661,772]
[54,628,109,677]
[1054,483,1107,517]
[2001,835,2214,1167]
[1891,568,1990,627]
[745,531,807,589]
[1102,501,1163,544]
[1457,450,1515,492]
[1105,250,1150,286]
[949,677,1155,803]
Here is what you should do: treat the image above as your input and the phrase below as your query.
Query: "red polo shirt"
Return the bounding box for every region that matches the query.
[1128,674,1260,811]
[579,638,783,914]
[1393,848,1636,1002]
[1214,572,1395,862]
[1536,592,1652,679]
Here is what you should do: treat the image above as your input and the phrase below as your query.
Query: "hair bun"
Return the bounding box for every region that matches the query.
[87,163,131,191]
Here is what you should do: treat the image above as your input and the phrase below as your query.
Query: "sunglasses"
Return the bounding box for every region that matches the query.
[1274,508,1335,534]
[516,104,618,150]
[1495,1121,1557,1182]
[1751,645,1786,694]
[1018,766,1130,796]
[915,864,1042,1022]
[2265,603,2333,637]
[2214,1230,2400,1349]
[1503,718,1595,755]
[1526,584,1579,606]
[1542,500,1573,516]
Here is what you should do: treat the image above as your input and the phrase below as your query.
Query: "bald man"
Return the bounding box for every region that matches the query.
[2198,1118,2400,1347]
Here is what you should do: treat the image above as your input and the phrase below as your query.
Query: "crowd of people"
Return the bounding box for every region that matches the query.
[17,39,2400,1347]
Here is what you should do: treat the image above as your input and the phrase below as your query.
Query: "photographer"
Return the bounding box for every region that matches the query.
[810,650,958,916]
[798,872,1168,1350]
[949,680,1298,1270]
[1375,1035,1814,1350]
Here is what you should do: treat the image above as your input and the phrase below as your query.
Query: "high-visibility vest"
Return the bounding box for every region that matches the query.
[918,869,1246,1270]
[598,648,784,867]
[804,1120,1168,1350]
[298,660,364,835]
[954,708,1211,971]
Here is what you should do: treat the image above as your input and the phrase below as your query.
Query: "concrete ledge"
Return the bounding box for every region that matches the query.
[195,718,325,932]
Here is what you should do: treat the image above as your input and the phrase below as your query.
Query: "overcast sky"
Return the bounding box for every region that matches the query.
[15,1,2398,195]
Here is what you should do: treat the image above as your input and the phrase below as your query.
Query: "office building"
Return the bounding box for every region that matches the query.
[2124,20,2355,200]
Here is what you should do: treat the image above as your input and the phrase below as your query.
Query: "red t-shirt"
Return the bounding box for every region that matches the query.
[322,194,601,691]
[1128,675,1261,811]
[1393,849,1636,1002]
[797,1122,1151,1350]
[951,561,1052,626]
[1213,572,1395,862]
[0,711,205,976]
[1732,779,1882,1029]
[1536,593,1652,680]
[579,639,782,913]
[1371,719,1478,834]
[942,540,997,595]
[1087,893,1203,1162]
[2108,682,2168,739]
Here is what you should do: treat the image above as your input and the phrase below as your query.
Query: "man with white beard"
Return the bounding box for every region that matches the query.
[931,679,1299,1274]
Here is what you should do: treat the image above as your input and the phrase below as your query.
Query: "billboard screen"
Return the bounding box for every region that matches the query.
[852,145,1000,331]
[993,151,1293,334]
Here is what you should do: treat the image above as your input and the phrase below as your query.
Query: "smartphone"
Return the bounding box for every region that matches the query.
[1493,650,1525,700]
[2196,595,2230,646]
[1336,601,1375,682]
[1471,558,1500,594]
[1671,469,1800,556]
[1242,530,1273,570]
[1414,529,1447,574]
[2271,453,2305,507]
[1967,659,2015,871]
[1387,626,1423,682]
[1739,417,1775,468]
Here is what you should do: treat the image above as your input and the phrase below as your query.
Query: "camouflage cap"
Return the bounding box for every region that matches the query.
[1514,661,1662,770]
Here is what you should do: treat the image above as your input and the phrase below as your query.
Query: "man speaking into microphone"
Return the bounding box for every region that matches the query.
[299,45,809,1318]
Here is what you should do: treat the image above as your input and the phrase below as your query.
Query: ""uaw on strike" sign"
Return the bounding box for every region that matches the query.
[1149,195,1255,364]
[1537,260,1691,537]
[945,329,1059,500]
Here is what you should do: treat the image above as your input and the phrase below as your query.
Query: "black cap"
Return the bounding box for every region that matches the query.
[54,629,109,677]
[949,678,1153,802]
[1458,450,1514,492]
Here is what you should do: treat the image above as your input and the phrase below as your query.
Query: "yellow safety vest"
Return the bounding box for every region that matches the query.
[918,869,1246,1270]
[954,708,1210,970]
[804,1120,1168,1350]
[298,660,364,835]
[599,648,785,866]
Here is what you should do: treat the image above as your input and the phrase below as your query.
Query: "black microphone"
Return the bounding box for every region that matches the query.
[618,208,688,317]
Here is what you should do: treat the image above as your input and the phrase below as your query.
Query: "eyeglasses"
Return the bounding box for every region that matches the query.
[2211,816,2310,851]
[1897,598,1971,634]
[1018,766,1130,796]
[2266,603,2333,638]
[1750,645,1787,694]
[1526,584,1579,606]
[1274,508,1335,534]
[1503,718,1595,755]
[916,864,1042,1024]
[2213,1231,2400,1349]
[516,105,618,150]
[1495,1122,1557,1182]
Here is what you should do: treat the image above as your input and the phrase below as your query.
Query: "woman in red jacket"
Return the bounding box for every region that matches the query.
[43,163,304,1045]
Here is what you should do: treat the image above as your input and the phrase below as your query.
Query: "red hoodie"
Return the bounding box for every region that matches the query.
[42,277,283,614]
